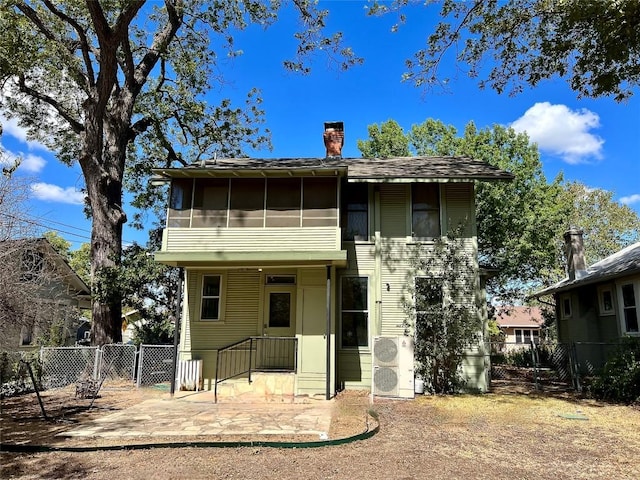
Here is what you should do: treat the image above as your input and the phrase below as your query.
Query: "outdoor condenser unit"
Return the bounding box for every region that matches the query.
[372,336,415,399]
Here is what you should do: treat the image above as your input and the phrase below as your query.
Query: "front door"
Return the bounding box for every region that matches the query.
[264,286,296,337]
[260,286,296,369]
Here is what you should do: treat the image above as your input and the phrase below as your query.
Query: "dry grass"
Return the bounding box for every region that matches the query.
[2,385,640,480]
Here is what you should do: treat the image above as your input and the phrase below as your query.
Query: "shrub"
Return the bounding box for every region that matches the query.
[591,337,640,404]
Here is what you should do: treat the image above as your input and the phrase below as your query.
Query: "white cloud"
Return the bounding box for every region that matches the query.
[31,183,84,205]
[20,153,46,172]
[1,114,48,151]
[620,194,640,205]
[0,147,46,173]
[510,102,604,164]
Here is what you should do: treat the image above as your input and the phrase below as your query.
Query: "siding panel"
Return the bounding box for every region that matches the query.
[165,227,339,252]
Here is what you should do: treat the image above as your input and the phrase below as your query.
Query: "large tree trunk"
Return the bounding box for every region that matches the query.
[81,110,128,346]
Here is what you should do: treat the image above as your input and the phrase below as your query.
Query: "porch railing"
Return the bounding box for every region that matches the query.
[214,336,297,402]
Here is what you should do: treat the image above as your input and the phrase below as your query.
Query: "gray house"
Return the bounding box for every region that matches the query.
[533,229,640,369]
[0,237,91,348]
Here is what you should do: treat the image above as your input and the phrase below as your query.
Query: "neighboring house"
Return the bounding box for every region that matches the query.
[532,229,640,370]
[0,237,91,348]
[152,122,513,398]
[494,306,544,351]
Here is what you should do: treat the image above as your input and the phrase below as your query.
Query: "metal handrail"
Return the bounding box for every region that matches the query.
[214,336,297,402]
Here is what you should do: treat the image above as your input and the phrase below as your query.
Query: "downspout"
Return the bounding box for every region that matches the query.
[326,265,332,400]
[170,267,184,397]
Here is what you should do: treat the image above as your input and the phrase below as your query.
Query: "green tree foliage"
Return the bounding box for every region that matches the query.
[42,231,71,258]
[562,181,640,266]
[403,233,481,393]
[369,0,640,101]
[359,118,567,301]
[69,242,91,286]
[0,1,360,345]
[357,120,410,158]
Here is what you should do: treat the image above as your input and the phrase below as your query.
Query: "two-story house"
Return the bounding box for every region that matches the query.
[153,123,513,400]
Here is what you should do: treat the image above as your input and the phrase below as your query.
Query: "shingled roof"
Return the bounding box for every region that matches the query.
[532,242,640,298]
[152,156,514,182]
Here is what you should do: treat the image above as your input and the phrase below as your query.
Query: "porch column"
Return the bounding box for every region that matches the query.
[170,268,184,397]
[326,265,332,400]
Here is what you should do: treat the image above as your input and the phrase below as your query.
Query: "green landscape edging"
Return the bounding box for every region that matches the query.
[0,423,379,453]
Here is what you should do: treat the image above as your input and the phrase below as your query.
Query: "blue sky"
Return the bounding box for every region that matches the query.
[1,1,639,249]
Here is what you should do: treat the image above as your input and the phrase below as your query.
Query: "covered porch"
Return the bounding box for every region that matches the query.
[155,251,347,400]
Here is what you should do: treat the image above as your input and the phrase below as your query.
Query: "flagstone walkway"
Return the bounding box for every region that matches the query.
[61,391,333,440]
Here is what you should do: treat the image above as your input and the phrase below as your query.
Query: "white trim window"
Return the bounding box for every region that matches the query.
[340,276,369,348]
[559,294,572,320]
[598,286,615,315]
[201,275,222,321]
[515,329,540,344]
[620,282,639,334]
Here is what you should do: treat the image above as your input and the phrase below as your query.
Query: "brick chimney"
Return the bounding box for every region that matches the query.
[323,121,344,158]
[564,228,587,280]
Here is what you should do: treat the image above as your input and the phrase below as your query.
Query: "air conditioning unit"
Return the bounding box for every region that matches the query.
[372,336,414,399]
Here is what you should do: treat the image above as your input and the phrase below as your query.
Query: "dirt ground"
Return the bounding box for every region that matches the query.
[2,382,640,480]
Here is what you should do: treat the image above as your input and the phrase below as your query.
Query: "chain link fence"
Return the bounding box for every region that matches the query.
[2,344,176,395]
[136,345,175,387]
[40,346,98,389]
[98,344,137,381]
[488,341,622,392]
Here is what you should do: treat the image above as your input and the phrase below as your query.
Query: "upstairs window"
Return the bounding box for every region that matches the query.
[341,183,368,241]
[192,179,228,228]
[229,178,265,227]
[303,178,338,227]
[168,179,193,228]
[412,183,440,238]
[266,178,301,227]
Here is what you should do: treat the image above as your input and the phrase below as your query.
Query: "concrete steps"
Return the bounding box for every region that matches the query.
[215,372,299,403]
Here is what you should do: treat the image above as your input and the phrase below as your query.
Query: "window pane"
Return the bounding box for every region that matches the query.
[341,312,368,347]
[168,179,193,227]
[201,298,220,320]
[515,330,522,343]
[269,293,291,328]
[602,290,613,311]
[412,184,440,237]
[303,177,337,226]
[266,178,301,227]
[341,276,368,348]
[341,183,368,240]
[342,277,367,310]
[203,276,220,296]
[523,330,531,342]
[625,309,639,333]
[192,179,228,227]
[412,211,440,238]
[229,178,264,227]
[622,284,636,308]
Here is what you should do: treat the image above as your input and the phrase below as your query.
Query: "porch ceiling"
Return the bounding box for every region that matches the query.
[154,250,348,268]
